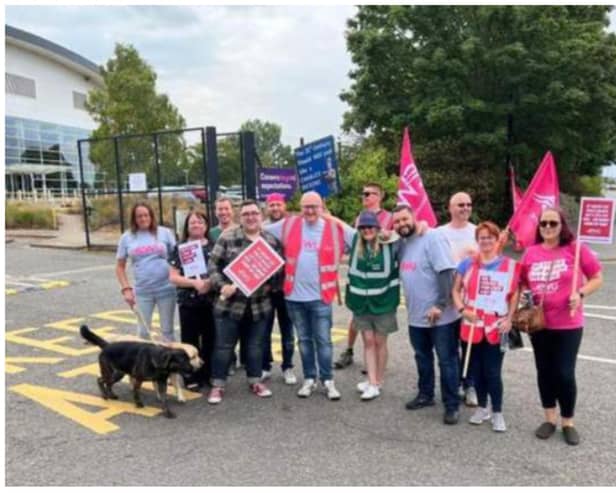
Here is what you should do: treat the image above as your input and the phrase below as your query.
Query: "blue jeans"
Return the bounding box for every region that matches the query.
[286,300,333,382]
[135,290,176,342]
[408,320,460,412]
[469,339,504,412]
[211,314,268,387]
[263,291,295,371]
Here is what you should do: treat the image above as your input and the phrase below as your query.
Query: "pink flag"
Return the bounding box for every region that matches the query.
[508,151,560,248]
[510,165,524,212]
[397,127,437,227]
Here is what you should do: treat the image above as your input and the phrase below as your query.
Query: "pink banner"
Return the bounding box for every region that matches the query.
[397,127,437,227]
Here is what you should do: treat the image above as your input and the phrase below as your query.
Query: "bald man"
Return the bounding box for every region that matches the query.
[436,191,478,407]
[265,191,356,401]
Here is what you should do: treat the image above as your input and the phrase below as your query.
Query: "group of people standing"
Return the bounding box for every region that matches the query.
[115,184,603,446]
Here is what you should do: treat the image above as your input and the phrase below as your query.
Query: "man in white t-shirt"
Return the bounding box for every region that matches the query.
[436,191,478,407]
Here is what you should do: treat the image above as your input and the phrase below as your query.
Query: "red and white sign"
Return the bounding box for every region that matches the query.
[577,197,616,244]
[223,237,284,297]
[474,270,510,314]
[178,240,207,277]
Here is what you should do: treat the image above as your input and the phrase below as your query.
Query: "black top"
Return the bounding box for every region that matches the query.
[169,241,213,307]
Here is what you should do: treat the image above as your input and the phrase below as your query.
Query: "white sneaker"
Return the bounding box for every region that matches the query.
[469,407,491,425]
[323,380,341,401]
[283,369,297,385]
[492,412,507,432]
[260,370,272,382]
[297,379,317,398]
[357,380,370,393]
[465,386,479,407]
[360,384,380,401]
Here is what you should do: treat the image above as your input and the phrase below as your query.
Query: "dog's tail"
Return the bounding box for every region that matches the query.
[80,325,108,348]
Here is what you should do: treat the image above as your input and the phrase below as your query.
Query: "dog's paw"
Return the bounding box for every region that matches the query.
[177,396,187,404]
[108,393,119,400]
[135,401,144,408]
[164,410,177,419]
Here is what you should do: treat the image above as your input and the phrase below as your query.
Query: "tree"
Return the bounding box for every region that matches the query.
[85,44,187,189]
[341,6,616,222]
[240,119,294,168]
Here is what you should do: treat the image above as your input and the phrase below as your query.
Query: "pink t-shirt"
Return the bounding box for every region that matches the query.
[520,242,602,330]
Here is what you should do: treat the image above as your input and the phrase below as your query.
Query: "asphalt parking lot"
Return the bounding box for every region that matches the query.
[4,239,616,486]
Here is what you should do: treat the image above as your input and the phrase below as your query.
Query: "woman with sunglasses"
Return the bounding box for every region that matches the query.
[169,210,216,388]
[452,221,521,432]
[345,210,400,400]
[520,208,603,445]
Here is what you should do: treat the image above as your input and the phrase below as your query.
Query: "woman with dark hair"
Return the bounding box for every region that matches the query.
[452,221,521,432]
[520,207,603,445]
[169,210,215,388]
[116,201,177,341]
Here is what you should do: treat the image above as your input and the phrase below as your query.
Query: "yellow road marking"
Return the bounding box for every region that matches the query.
[40,280,70,289]
[5,356,64,374]
[5,327,118,356]
[6,289,18,296]
[9,383,161,434]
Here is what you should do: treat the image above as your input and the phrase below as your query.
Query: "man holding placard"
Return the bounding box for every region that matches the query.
[206,200,284,404]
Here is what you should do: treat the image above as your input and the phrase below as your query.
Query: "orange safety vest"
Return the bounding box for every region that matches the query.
[281,215,345,304]
[461,256,519,345]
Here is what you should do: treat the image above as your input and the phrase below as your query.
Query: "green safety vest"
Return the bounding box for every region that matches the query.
[345,235,400,316]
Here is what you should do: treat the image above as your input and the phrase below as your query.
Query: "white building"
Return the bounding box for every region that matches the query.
[5,24,104,198]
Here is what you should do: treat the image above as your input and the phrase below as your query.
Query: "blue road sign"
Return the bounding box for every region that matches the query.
[294,136,340,198]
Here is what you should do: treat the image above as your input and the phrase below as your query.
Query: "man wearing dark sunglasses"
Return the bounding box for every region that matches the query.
[437,191,479,408]
[335,183,394,370]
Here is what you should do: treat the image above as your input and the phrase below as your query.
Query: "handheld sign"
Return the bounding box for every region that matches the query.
[223,237,284,297]
[473,270,510,315]
[294,136,340,198]
[178,240,207,278]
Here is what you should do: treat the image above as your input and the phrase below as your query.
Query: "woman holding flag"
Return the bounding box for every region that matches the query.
[452,221,521,432]
[520,207,603,445]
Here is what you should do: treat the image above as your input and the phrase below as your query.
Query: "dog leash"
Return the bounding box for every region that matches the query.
[131,305,164,343]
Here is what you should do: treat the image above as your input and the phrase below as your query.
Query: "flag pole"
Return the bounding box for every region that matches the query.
[462,306,478,380]
[570,205,583,317]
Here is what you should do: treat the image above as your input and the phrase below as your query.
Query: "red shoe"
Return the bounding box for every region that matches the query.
[250,382,272,398]
[207,386,224,404]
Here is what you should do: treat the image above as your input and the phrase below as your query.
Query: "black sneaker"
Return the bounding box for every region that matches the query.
[334,349,354,369]
[443,409,460,425]
[405,395,435,410]
[563,426,580,446]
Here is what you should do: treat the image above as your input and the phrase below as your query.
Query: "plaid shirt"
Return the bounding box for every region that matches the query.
[208,226,283,321]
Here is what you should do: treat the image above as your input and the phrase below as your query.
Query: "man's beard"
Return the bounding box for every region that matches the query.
[397,224,416,238]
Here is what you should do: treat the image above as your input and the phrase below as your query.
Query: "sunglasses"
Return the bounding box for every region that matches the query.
[456,203,472,208]
[358,226,377,230]
[362,191,378,197]
[539,220,560,228]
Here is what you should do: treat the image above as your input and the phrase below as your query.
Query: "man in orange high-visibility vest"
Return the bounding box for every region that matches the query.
[265,191,356,400]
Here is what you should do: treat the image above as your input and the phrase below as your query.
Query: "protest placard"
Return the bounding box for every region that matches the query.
[178,240,207,277]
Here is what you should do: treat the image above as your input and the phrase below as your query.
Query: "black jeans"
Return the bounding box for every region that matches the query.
[469,340,504,412]
[262,291,295,371]
[530,328,583,418]
[179,301,215,385]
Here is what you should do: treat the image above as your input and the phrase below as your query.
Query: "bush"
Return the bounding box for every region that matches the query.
[5,202,57,229]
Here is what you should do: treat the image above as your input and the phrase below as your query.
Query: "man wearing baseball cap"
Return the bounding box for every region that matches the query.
[261,193,297,385]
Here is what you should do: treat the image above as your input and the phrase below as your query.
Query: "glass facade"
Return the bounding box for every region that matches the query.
[5,115,96,191]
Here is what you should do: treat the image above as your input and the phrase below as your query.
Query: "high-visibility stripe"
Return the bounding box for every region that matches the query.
[348,241,392,279]
[320,265,338,273]
[321,281,337,290]
[348,279,400,296]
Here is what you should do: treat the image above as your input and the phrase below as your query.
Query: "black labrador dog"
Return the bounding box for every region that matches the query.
[80,325,194,418]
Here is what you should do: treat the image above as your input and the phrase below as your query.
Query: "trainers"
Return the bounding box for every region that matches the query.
[357,381,382,393]
[443,409,460,425]
[260,370,272,381]
[323,380,341,400]
[250,382,272,398]
[492,412,507,432]
[297,379,317,398]
[405,394,435,410]
[465,386,478,407]
[334,349,353,369]
[227,366,236,377]
[360,384,380,401]
[283,369,297,385]
[458,385,466,399]
[207,386,224,405]
[469,407,491,425]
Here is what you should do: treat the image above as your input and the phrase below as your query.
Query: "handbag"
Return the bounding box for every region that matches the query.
[512,260,554,335]
[507,326,524,350]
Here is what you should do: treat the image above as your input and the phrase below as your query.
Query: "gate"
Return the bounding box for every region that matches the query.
[77,126,256,248]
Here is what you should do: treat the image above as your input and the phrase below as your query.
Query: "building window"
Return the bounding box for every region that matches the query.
[5,73,36,98]
[73,91,87,111]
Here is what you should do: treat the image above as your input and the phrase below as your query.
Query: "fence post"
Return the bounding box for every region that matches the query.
[205,126,219,225]
[153,133,164,226]
[114,137,125,233]
[241,131,257,200]
[77,139,91,248]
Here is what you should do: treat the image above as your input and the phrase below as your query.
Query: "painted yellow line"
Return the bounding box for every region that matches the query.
[5,357,64,374]
[6,289,18,296]
[40,280,70,289]
[10,383,161,434]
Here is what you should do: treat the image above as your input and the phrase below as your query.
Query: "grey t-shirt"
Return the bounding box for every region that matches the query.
[116,226,177,296]
[398,229,458,327]
[266,217,355,302]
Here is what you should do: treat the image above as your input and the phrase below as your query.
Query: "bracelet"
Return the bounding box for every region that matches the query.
[121,286,133,293]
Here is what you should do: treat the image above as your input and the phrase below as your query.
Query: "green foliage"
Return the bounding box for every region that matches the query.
[85,44,187,188]
[577,175,604,197]
[341,6,616,223]
[240,119,294,168]
[6,202,57,229]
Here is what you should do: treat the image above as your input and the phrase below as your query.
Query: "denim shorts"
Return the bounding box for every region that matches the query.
[353,312,399,335]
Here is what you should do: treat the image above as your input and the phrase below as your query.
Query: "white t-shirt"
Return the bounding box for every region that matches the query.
[437,223,477,264]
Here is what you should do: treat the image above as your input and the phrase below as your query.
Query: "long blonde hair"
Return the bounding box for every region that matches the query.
[356,232,381,259]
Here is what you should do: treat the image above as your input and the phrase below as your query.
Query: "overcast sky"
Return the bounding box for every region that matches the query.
[6,5,616,155]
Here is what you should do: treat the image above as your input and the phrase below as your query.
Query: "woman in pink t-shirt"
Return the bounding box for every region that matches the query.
[520,208,603,446]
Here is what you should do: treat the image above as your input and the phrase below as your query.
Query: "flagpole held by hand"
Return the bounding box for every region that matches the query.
[462,306,478,380]
[569,240,582,318]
